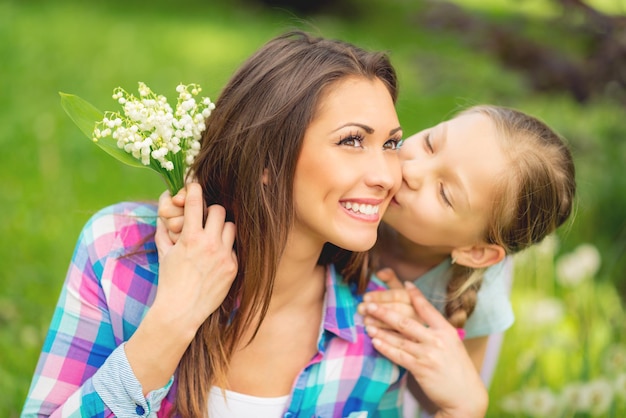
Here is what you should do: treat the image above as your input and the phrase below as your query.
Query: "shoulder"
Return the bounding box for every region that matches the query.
[80,201,158,257]
[464,256,515,337]
[73,201,159,290]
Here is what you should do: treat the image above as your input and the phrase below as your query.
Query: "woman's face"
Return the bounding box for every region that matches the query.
[292,76,402,252]
[383,112,510,251]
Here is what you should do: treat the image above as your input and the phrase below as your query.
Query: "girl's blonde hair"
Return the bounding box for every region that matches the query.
[445,105,576,327]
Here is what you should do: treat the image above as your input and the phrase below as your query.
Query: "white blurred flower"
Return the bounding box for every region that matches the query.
[523,297,565,326]
[536,233,560,256]
[560,382,589,413]
[521,388,559,417]
[603,343,626,375]
[555,243,601,287]
[500,391,523,414]
[587,378,614,416]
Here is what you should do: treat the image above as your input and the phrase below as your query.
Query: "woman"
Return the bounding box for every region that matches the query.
[23,31,426,418]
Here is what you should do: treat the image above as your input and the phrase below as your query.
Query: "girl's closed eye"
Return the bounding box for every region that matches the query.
[439,183,453,208]
[337,132,365,148]
[423,132,434,153]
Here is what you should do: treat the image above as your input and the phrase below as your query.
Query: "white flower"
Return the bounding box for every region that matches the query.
[521,388,560,417]
[560,382,589,413]
[555,243,602,287]
[91,82,215,193]
[603,344,626,375]
[500,391,523,414]
[523,297,565,327]
[586,378,614,415]
[536,233,560,256]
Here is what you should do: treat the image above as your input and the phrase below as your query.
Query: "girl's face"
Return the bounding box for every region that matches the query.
[292,76,402,253]
[383,112,509,252]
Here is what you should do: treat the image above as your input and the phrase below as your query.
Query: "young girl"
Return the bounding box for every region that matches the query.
[23,31,422,418]
[160,104,576,416]
[361,105,576,415]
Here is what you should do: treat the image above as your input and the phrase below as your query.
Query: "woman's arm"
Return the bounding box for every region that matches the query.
[22,203,168,417]
[23,185,238,417]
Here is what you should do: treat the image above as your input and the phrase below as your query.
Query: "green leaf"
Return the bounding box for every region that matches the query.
[59,92,148,169]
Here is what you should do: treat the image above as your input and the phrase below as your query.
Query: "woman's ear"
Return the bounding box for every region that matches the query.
[262,168,269,185]
[451,243,506,269]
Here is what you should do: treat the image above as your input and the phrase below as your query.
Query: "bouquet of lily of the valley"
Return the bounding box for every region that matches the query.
[60,82,215,194]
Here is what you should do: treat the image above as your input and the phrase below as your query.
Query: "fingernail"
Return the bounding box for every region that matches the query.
[366,303,378,312]
[366,325,378,335]
[404,281,416,289]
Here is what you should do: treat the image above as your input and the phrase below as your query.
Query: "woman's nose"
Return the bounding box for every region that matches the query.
[365,152,401,192]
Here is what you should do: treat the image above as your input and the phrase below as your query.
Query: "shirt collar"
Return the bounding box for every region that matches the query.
[321,264,358,343]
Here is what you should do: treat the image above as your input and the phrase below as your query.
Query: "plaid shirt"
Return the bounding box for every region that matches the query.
[23,202,405,418]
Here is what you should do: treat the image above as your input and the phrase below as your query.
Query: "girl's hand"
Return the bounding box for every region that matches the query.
[153,182,238,333]
[364,282,488,418]
[358,268,419,330]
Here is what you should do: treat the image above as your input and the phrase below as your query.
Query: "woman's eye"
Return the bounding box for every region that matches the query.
[337,134,364,148]
[383,138,401,150]
[424,133,434,152]
[440,183,453,208]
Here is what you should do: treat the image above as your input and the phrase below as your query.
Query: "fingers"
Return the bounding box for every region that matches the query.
[375,267,404,289]
[367,327,422,371]
[221,219,236,248]
[172,188,186,207]
[363,302,428,342]
[363,288,410,304]
[405,281,449,329]
[359,301,418,329]
[181,183,205,232]
[155,217,174,260]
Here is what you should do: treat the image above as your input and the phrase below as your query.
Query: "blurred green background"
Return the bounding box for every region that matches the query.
[1,0,625,416]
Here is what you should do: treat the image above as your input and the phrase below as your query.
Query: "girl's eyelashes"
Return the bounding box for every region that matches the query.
[337,132,365,148]
[424,132,434,152]
[439,183,453,208]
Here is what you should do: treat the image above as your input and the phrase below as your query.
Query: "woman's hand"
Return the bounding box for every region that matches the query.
[125,183,238,394]
[363,281,488,418]
[153,182,238,332]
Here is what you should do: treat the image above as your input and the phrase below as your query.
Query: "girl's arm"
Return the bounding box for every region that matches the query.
[363,282,488,418]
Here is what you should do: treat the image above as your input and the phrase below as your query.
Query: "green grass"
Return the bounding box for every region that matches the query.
[1,0,624,416]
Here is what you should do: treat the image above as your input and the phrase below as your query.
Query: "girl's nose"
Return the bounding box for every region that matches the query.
[402,158,425,190]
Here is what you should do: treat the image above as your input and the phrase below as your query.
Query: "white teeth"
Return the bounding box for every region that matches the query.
[342,202,380,215]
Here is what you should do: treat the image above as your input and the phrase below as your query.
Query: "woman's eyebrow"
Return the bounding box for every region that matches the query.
[389,126,402,136]
[331,123,402,136]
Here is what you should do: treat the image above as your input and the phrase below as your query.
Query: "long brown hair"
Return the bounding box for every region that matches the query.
[174,31,398,417]
[445,105,576,327]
